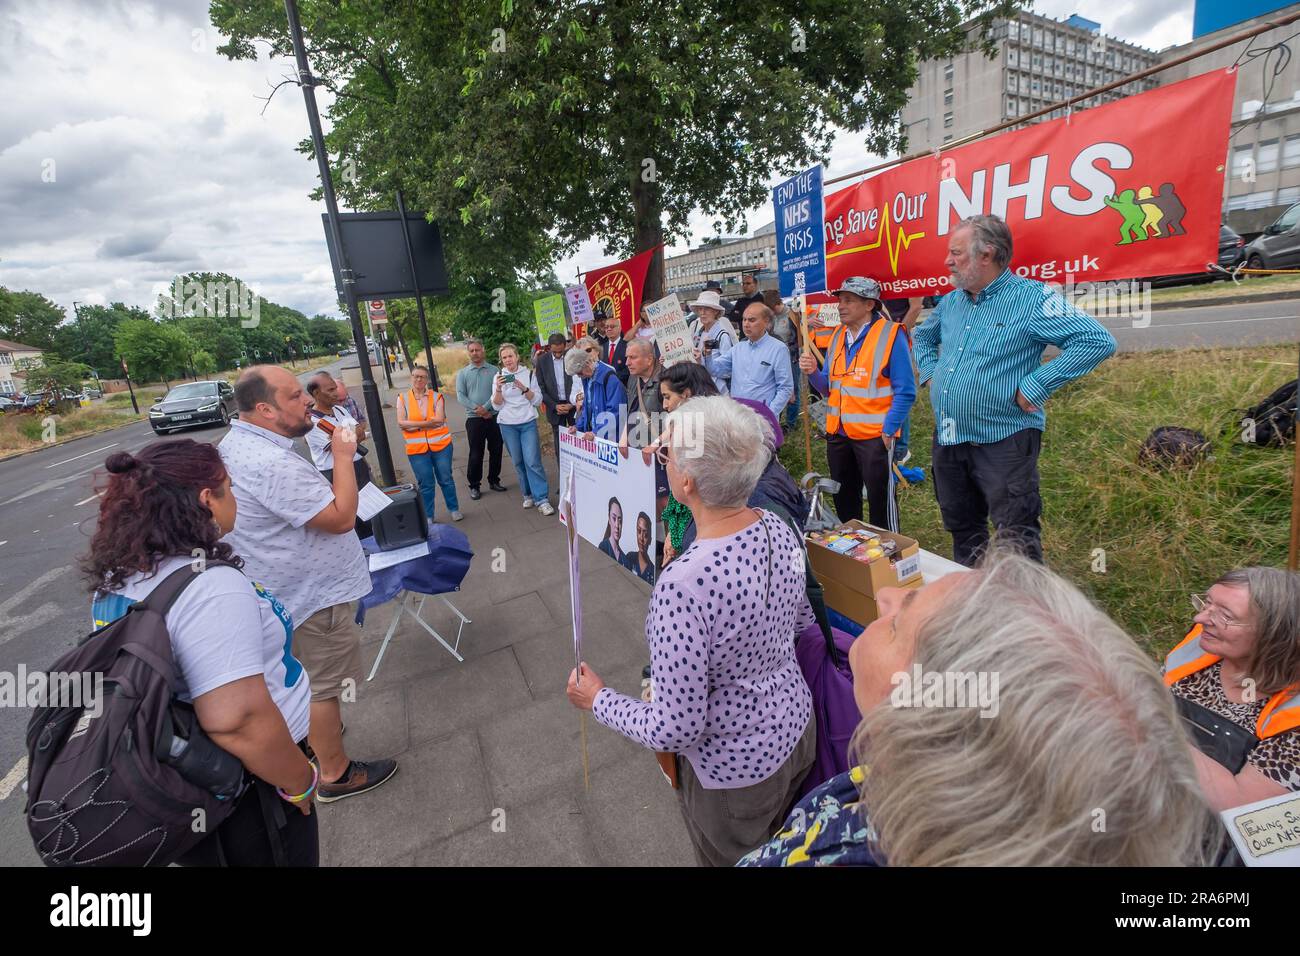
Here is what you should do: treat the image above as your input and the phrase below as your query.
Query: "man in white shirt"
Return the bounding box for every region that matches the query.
[306,372,374,538]
[220,365,398,804]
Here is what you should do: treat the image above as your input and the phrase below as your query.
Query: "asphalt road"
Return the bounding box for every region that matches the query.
[0,298,1296,863]
[0,361,342,863]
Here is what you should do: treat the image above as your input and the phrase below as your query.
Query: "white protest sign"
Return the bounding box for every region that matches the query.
[1220,791,1300,866]
[558,431,657,586]
[564,285,595,328]
[643,292,694,368]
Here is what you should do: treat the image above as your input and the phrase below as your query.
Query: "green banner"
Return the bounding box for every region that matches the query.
[533,293,567,345]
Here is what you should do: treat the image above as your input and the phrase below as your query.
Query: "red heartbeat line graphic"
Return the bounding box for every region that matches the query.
[826,205,926,275]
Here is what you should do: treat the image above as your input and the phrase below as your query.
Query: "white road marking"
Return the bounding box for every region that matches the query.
[0,757,26,802]
[74,492,102,507]
[0,567,71,648]
[0,541,6,548]
[44,443,117,469]
[0,464,100,506]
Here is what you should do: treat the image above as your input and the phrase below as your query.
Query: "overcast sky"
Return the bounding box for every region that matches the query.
[0,0,1195,323]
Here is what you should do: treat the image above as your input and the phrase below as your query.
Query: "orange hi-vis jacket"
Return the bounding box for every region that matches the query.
[822,319,902,441]
[398,389,451,455]
[1164,623,1300,740]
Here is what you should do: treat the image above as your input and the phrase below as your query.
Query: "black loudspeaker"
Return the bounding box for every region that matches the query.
[372,484,429,551]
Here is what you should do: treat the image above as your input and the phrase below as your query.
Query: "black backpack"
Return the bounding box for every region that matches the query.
[1240,378,1297,447]
[25,563,245,867]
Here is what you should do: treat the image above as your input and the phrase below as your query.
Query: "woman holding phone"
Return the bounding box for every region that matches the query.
[492,342,554,516]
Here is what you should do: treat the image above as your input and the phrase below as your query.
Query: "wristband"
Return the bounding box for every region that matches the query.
[278,762,319,803]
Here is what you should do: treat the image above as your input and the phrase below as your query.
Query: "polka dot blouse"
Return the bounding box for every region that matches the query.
[592,510,814,789]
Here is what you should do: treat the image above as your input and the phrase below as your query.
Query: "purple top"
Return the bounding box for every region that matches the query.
[592,510,814,789]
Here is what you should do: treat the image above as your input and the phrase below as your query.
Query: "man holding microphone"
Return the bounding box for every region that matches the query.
[220,366,398,804]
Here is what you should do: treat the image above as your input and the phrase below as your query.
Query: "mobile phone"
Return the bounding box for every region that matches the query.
[500,373,516,384]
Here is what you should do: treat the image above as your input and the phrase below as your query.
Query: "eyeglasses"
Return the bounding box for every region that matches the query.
[1190,592,1248,628]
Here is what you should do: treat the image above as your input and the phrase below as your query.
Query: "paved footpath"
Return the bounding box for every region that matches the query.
[0,363,695,866]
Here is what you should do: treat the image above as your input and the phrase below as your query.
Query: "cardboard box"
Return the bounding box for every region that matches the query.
[821,574,922,628]
[806,520,923,597]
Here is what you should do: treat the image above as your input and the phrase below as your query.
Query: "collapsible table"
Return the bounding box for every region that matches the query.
[355,525,474,680]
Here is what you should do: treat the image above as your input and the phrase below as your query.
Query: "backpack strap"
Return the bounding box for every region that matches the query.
[139,559,238,617]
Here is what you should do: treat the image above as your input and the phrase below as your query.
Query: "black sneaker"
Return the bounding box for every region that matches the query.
[468,487,482,500]
[316,758,398,803]
[489,481,507,492]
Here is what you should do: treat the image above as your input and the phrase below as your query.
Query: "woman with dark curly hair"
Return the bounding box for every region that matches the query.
[86,439,318,866]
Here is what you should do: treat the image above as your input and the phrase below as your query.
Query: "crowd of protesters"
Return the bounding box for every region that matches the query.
[74,211,1299,868]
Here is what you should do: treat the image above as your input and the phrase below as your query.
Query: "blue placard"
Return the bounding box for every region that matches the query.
[772,165,827,299]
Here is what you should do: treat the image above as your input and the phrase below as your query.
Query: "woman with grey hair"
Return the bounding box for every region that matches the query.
[1167,566,1300,811]
[565,335,626,442]
[566,396,816,866]
[739,551,1213,866]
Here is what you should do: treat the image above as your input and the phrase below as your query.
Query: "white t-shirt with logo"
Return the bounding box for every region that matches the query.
[91,556,310,743]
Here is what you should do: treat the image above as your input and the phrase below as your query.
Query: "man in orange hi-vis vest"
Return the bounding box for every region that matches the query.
[799,277,916,529]
[397,365,462,522]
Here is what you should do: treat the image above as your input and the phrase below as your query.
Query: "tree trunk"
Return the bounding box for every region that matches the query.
[630,175,665,304]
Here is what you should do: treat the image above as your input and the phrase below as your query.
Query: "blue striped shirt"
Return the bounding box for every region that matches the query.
[913,269,1116,446]
[709,332,795,417]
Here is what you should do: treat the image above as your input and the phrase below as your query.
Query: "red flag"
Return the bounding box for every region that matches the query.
[823,70,1235,293]
[583,245,661,333]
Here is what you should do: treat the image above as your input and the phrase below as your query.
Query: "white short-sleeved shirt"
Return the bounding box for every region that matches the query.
[218,419,371,625]
[305,404,362,471]
[91,556,311,743]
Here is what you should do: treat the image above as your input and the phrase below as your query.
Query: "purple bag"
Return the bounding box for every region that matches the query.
[794,623,863,801]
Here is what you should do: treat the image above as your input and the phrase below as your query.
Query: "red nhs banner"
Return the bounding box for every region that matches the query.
[823,69,1236,294]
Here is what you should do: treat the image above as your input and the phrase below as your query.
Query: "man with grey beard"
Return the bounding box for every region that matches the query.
[913,214,1115,566]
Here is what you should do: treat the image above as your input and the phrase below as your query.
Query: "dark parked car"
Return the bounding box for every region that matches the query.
[0,395,18,413]
[149,380,236,435]
[1217,224,1246,272]
[1242,202,1300,273]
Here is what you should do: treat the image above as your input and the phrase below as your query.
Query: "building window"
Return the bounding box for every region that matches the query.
[1226,189,1275,211]
[1278,186,1300,206]
[1006,96,1018,116]
[944,88,954,105]
[1282,137,1300,168]
[1008,20,1020,40]
[943,134,953,143]
[944,111,953,129]
[1258,139,1280,173]
[943,62,954,84]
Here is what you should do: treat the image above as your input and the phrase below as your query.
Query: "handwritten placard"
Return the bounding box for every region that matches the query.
[534,293,567,345]
[1221,792,1300,866]
[564,285,594,328]
[644,293,694,368]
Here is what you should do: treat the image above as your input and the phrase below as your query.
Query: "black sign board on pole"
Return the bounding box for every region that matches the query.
[321,212,450,301]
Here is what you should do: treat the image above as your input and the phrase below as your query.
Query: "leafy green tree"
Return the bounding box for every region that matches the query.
[115,320,194,385]
[210,0,1013,300]
[192,350,218,375]
[16,356,92,394]
[308,314,350,354]
[0,287,65,351]
[52,302,148,373]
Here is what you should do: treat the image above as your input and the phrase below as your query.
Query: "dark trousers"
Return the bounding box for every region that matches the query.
[178,775,319,867]
[825,432,892,528]
[931,428,1043,567]
[465,414,503,489]
[548,413,575,465]
[675,717,816,867]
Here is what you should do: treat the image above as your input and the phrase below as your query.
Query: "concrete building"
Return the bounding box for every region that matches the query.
[901,11,1160,153]
[664,221,778,297]
[1160,3,1300,235]
[0,339,45,395]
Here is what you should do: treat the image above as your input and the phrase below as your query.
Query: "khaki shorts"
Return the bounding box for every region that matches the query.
[292,604,363,702]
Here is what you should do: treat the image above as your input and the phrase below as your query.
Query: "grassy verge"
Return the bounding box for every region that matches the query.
[0,406,145,455]
[778,343,1297,662]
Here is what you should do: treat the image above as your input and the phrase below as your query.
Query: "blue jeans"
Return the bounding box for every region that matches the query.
[408,444,459,518]
[499,419,549,502]
[784,353,801,430]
